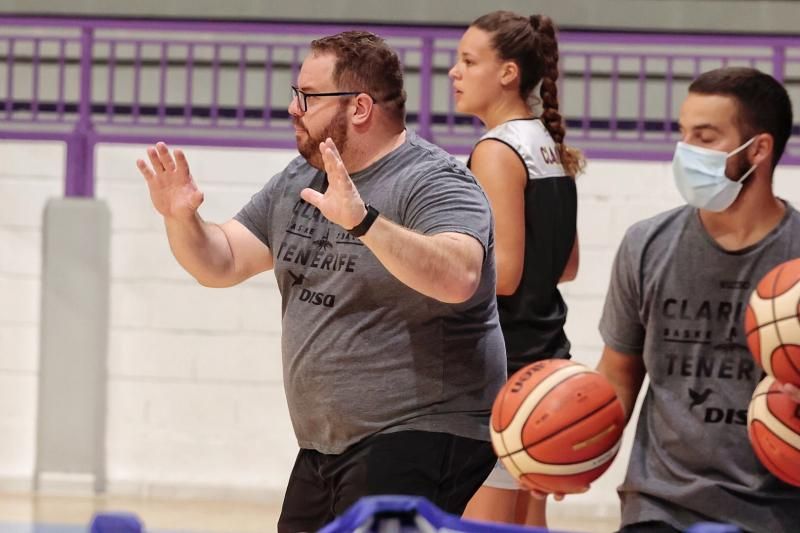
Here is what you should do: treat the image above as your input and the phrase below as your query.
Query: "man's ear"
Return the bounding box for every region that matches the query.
[351,93,374,126]
[750,132,774,168]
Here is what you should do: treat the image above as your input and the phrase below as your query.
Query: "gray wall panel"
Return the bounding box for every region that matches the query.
[37,198,110,493]
[0,0,798,33]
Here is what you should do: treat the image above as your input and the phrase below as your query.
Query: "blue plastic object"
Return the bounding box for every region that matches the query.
[319,495,744,533]
[89,512,144,533]
[685,523,742,533]
[319,495,555,532]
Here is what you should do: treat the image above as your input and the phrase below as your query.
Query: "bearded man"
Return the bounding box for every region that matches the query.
[136,30,506,532]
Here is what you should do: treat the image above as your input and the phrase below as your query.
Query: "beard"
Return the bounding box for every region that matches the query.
[729,150,754,183]
[295,103,350,170]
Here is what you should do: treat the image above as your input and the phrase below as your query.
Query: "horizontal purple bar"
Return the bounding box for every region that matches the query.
[0,130,73,141]
[562,51,772,62]
[0,15,799,199]
[563,30,800,48]
[0,35,81,44]
[87,131,299,150]
[93,36,306,48]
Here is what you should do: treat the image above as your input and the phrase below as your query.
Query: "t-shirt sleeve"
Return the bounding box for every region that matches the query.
[233,171,283,250]
[402,165,492,254]
[599,228,646,356]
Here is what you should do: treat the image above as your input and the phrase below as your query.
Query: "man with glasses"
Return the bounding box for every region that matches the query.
[136,30,506,531]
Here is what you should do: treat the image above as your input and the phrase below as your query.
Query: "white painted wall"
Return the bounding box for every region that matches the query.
[95,145,299,500]
[3,139,800,517]
[0,141,64,491]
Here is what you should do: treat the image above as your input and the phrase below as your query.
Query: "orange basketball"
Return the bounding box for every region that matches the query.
[747,376,800,487]
[744,258,800,386]
[490,359,625,494]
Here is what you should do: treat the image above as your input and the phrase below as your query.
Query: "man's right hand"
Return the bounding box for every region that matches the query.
[136,141,204,221]
[782,382,800,404]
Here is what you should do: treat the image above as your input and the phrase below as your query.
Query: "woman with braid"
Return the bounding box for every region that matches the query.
[449,11,584,526]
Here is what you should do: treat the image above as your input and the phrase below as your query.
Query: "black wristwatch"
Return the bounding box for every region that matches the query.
[348,204,379,238]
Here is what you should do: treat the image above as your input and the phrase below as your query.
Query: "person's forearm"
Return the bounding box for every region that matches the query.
[360,217,482,304]
[164,213,237,287]
[559,235,580,283]
[607,372,640,423]
[597,361,642,422]
[596,354,645,423]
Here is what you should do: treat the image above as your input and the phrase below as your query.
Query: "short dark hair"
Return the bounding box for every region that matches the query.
[310,31,407,126]
[689,67,793,169]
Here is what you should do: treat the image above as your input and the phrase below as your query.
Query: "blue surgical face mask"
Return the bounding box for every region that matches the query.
[672,137,758,212]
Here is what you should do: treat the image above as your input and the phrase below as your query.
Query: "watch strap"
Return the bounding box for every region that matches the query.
[348,204,379,238]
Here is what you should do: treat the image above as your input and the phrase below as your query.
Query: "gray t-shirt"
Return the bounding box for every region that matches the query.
[600,203,800,532]
[235,131,507,454]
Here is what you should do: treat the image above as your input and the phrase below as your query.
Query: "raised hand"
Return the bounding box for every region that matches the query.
[299,138,366,230]
[136,142,204,221]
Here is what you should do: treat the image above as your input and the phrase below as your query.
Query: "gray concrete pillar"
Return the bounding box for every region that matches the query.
[36,197,110,494]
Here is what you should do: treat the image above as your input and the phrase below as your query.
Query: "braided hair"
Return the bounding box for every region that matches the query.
[472,11,585,176]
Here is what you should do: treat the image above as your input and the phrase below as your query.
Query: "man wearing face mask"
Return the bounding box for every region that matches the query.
[595,67,800,532]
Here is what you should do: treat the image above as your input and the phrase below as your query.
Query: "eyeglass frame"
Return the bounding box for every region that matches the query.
[290,85,369,113]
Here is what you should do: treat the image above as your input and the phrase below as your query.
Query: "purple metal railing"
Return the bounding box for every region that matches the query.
[0,17,798,197]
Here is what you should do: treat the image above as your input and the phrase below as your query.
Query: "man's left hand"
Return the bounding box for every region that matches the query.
[782,382,800,404]
[300,138,367,230]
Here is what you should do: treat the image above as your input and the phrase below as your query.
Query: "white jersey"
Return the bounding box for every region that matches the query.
[477,118,567,180]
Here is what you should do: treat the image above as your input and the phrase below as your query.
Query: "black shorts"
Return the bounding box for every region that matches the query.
[277,430,495,533]
[620,521,747,533]
[618,522,682,533]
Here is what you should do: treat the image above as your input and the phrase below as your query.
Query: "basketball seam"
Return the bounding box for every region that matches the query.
[507,436,622,476]
[496,384,515,460]
[745,314,800,336]
[752,392,800,450]
[503,448,529,485]
[750,421,800,484]
[781,342,800,377]
[496,366,590,457]
[515,395,620,457]
[769,265,800,378]
[771,266,787,374]
[490,367,584,458]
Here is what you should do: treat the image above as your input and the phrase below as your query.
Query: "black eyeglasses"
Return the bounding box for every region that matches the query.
[290,85,363,112]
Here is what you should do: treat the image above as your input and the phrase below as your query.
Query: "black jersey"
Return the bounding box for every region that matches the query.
[470,119,577,372]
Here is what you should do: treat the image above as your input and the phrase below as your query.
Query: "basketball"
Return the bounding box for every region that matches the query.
[744,258,800,386]
[747,376,800,486]
[490,359,625,494]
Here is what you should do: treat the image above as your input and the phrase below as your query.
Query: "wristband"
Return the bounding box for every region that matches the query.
[347,204,379,238]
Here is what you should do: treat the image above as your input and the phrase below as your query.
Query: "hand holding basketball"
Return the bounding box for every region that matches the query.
[528,484,588,501]
[490,359,625,495]
[782,382,800,404]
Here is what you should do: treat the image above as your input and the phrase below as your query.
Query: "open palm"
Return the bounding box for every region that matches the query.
[300,138,366,230]
[136,142,204,220]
